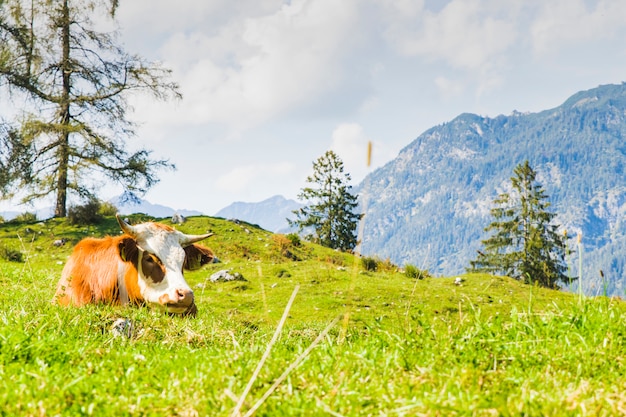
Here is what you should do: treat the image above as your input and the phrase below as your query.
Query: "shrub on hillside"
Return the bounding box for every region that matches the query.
[98,201,118,216]
[405,264,430,279]
[361,256,378,272]
[13,212,37,223]
[286,233,301,247]
[68,199,104,225]
[274,267,292,278]
[272,234,291,252]
[324,253,347,267]
[0,245,24,262]
[271,234,301,261]
[377,257,397,272]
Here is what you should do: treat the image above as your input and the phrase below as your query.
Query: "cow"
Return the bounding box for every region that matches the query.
[54,214,215,316]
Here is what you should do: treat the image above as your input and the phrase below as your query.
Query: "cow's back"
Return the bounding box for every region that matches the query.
[55,235,138,306]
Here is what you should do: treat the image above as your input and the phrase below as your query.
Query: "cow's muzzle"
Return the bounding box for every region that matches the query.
[160,288,196,316]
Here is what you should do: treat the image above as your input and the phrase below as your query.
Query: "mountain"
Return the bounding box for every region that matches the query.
[0,196,200,221]
[215,195,302,232]
[0,210,23,221]
[110,194,203,218]
[1,206,55,221]
[358,83,626,296]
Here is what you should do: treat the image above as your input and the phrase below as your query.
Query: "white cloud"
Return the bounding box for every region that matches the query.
[330,123,371,181]
[530,0,626,56]
[215,162,295,192]
[382,0,518,71]
[127,0,362,132]
[330,123,399,184]
[378,0,425,19]
[376,0,520,101]
[117,0,281,38]
[434,76,465,98]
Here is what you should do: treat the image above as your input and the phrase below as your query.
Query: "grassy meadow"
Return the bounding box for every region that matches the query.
[1,215,626,416]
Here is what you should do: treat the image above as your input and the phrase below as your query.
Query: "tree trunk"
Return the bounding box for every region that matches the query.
[54,0,71,218]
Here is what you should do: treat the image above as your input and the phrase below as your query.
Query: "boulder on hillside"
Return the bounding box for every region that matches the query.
[209,269,246,283]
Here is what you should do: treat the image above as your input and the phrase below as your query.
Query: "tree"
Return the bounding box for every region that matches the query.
[0,0,180,217]
[289,150,361,251]
[468,160,569,288]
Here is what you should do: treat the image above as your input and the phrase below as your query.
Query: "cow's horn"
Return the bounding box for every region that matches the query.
[180,232,214,246]
[116,214,138,236]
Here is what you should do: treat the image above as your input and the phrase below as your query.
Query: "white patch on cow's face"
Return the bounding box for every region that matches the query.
[131,222,195,314]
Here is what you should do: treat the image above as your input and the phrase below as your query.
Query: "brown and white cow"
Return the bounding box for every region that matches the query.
[54,214,214,316]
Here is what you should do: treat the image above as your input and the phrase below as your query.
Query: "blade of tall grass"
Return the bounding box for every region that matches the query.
[242,315,341,417]
[231,284,300,417]
[404,243,431,330]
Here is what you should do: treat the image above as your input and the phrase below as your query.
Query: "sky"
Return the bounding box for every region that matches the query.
[4,0,626,215]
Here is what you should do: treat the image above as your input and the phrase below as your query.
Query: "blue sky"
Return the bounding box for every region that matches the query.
[3,0,626,215]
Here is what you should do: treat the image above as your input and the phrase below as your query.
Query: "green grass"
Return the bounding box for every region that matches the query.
[1,215,626,416]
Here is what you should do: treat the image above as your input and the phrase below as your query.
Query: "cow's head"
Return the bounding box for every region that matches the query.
[116,214,213,316]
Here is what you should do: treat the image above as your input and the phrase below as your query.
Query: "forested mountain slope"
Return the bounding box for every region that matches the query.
[359,83,626,296]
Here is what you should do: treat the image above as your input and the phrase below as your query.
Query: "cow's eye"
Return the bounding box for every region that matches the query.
[141,252,165,283]
[145,254,160,264]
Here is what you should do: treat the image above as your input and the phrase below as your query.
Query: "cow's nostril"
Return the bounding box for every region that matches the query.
[176,288,193,302]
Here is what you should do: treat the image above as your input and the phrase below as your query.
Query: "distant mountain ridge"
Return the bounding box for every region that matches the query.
[110,194,203,218]
[215,195,302,232]
[359,82,626,296]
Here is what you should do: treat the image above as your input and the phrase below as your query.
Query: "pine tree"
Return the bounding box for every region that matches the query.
[468,160,569,288]
[289,150,361,251]
[0,0,180,217]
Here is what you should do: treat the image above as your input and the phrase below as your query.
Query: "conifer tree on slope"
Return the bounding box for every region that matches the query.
[468,160,569,289]
[289,150,361,251]
[0,0,180,217]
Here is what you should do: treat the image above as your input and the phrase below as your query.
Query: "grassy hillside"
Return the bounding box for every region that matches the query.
[1,215,625,416]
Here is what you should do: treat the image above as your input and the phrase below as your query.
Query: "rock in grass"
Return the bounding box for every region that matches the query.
[209,269,246,283]
[111,318,134,338]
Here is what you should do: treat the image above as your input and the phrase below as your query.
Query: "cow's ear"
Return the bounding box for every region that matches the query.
[183,244,214,270]
[118,237,139,264]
